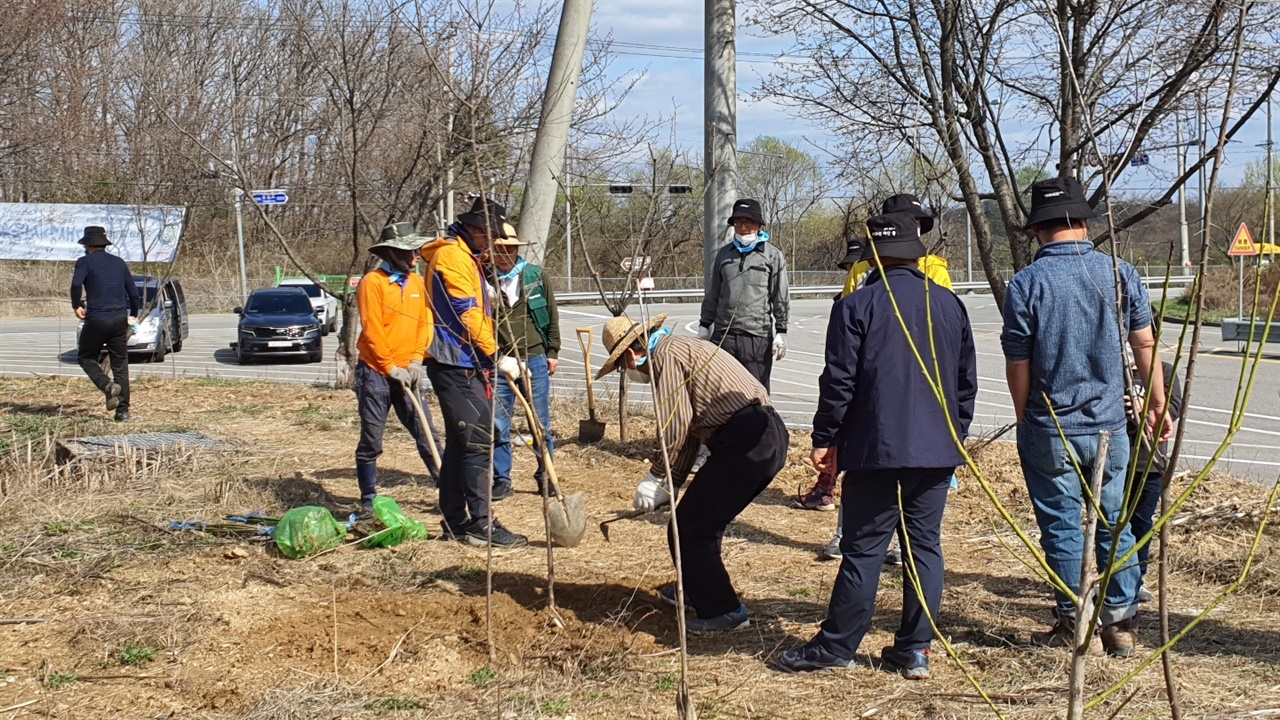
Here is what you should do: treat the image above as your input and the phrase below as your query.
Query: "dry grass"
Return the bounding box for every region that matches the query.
[0,376,1278,719]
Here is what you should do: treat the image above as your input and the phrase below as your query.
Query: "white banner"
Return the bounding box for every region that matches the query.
[0,203,186,263]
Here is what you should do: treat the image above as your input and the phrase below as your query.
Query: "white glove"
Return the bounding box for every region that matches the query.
[407,360,425,387]
[389,366,413,385]
[632,474,671,512]
[496,355,523,381]
[773,333,787,361]
[696,326,711,340]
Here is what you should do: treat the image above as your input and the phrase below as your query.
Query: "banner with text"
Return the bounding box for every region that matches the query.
[0,203,186,263]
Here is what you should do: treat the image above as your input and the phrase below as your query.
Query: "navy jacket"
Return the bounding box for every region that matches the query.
[70,251,140,318]
[812,265,977,471]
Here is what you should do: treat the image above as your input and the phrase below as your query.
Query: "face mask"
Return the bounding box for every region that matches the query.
[626,368,650,384]
[732,229,769,253]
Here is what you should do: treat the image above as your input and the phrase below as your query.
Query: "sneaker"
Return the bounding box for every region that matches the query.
[818,535,842,561]
[1031,618,1104,656]
[535,478,559,498]
[113,410,131,423]
[464,519,527,549]
[686,604,749,633]
[359,498,375,515]
[794,483,837,511]
[885,546,903,566]
[1100,618,1137,658]
[1137,585,1153,603]
[491,482,514,501]
[880,646,930,680]
[776,642,854,673]
[657,584,692,610]
[104,383,121,411]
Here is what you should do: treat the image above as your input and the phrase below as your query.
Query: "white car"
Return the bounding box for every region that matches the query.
[276,278,340,335]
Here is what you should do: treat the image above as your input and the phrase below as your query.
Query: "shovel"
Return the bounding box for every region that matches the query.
[503,373,587,547]
[576,327,606,443]
[402,383,443,481]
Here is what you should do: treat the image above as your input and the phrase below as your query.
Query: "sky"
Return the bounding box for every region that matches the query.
[579,0,1275,199]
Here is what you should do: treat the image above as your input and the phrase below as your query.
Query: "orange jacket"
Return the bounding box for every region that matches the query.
[356,268,432,376]
[421,236,497,368]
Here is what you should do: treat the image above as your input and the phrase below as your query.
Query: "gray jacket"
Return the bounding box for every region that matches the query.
[699,241,789,338]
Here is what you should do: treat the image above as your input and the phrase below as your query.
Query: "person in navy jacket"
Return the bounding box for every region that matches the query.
[778,212,977,679]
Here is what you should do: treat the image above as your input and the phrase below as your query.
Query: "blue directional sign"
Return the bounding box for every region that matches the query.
[251,189,289,205]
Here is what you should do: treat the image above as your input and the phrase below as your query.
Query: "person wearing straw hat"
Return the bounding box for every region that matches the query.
[697,198,790,392]
[1000,177,1168,657]
[420,198,527,548]
[353,221,442,513]
[779,212,976,678]
[597,313,787,632]
[70,226,141,422]
[490,222,561,501]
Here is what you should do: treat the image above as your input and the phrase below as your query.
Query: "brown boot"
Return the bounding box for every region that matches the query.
[1031,617,1104,656]
[1100,618,1137,658]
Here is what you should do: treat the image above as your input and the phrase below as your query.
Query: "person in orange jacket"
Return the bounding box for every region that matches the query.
[421,198,527,548]
[354,222,440,512]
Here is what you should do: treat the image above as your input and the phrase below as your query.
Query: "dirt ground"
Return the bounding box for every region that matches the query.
[0,375,1278,719]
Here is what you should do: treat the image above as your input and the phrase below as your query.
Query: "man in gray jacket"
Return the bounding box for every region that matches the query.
[697,198,790,391]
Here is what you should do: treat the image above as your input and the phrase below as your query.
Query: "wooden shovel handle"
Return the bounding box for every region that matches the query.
[576,327,597,413]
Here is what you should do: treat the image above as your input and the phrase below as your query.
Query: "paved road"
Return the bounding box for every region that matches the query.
[3,298,1279,483]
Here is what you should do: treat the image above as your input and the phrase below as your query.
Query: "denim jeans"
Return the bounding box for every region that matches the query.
[493,354,554,486]
[1017,424,1140,626]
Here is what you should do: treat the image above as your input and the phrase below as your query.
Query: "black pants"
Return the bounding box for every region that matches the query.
[714,331,772,393]
[668,404,787,618]
[814,467,952,657]
[427,360,495,532]
[354,361,441,502]
[78,314,130,412]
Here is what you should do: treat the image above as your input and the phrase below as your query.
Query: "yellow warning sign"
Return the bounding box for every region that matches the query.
[1228,222,1258,257]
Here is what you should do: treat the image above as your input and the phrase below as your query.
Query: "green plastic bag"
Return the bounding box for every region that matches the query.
[364,496,428,548]
[274,506,347,559]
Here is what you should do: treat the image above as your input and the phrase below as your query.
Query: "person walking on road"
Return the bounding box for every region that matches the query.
[598,313,787,632]
[778,212,977,679]
[421,198,527,548]
[353,222,442,512]
[1000,177,1169,657]
[490,222,561,501]
[697,198,789,392]
[70,226,140,422]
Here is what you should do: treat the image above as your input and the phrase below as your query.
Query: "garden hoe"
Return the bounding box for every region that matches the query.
[575,327,606,443]
[503,374,588,547]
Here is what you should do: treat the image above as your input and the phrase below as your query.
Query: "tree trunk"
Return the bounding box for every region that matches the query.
[335,300,360,388]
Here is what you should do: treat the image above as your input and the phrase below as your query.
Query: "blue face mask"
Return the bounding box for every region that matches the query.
[632,327,670,366]
[732,229,770,253]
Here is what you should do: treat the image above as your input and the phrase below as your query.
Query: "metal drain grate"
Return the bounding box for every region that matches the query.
[57,431,223,460]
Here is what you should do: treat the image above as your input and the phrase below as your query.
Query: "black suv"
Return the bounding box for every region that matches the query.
[233,287,323,364]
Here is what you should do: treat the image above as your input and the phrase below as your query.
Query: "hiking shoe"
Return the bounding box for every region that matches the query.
[491,481,514,501]
[535,478,559,498]
[105,383,121,410]
[1137,585,1153,603]
[1101,618,1137,658]
[777,642,854,673]
[818,534,842,561]
[657,584,692,610]
[885,546,903,565]
[1031,618,1104,656]
[794,483,837,511]
[880,646,930,680]
[113,410,131,423]
[687,604,749,633]
[464,519,527,549]
[358,498,375,516]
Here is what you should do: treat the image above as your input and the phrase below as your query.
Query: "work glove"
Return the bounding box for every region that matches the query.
[407,360,425,388]
[496,355,525,381]
[773,333,787,361]
[632,473,672,512]
[696,325,711,341]
[389,366,413,385]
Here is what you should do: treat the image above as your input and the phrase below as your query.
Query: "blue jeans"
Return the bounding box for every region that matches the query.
[1017,424,1140,626]
[493,354,554,487]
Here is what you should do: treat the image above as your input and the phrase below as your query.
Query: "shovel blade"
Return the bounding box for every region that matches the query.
[546,492,587,547]
[578,418,606,444]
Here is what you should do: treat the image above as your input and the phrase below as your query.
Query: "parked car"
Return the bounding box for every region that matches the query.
[276,278,340,335]
[232,287,323,364]
[77,275,190,363]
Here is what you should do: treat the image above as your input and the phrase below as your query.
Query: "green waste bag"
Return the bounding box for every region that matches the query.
[364,496,428,548]
[274,506,347,559]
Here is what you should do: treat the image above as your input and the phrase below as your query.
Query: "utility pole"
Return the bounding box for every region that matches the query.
[518,0,595,265]
[1268,92,1275,256]
[703,0,738,281]
[233,188,248,304]
[965,208,973,284]
[1177,111,1191,276]
[565,174,574,292]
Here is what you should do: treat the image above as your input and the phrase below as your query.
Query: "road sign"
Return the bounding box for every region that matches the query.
[1229,222,1258,257]
[348,275,361,288]
[620,256,652,272]
[1130,153,1150,167]
[251,189,289,205]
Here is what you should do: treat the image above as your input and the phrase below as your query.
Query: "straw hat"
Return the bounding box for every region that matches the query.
[595,313,669,380]
[493,222,529,246]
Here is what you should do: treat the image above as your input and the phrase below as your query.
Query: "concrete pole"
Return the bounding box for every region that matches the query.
[1268,94,1275,250]
[703,0,738,281]
[234,189,248,304]
[518,0,595,265]
[965,208,973,283]
[565,186,573,291]
[1177,111,1190,276]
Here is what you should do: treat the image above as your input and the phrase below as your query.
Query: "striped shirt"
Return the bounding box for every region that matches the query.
[648,335,771,484]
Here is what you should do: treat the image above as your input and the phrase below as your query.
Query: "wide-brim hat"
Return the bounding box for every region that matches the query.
[726,198,766,227]
[881,194,934,234]
[79,226,111,247]
[370,221,427,252]
[595,313,669,380]
[860,212,928,262]
[839,237,865,269]
[457,198,510,239]
[492,222,529,246]
[1025,177,1098,229]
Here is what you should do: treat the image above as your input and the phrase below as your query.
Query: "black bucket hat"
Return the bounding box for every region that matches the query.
[861,212,927,262]
[881,194,934,234]
[457,198,510,238]
[839,236,865,269]
[726,198,766,227]
[1024,177,1098,229]
[78,226,111,247]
